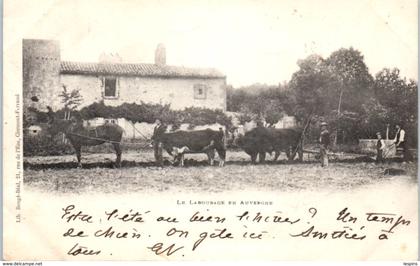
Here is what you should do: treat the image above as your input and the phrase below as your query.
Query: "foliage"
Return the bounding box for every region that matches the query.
[78,101,176,124]
[23,133,74,156]
[359,98,389,138]
[227,83,295,126]
[290,49,374,117]
[326,110,362,144]
[237,113,254,124]
[373,68,417,125]
[59,85,83,120]
[325,48,374,113]
[59,85,83,111]
[289,54,336,120]
[180,107,232,127]
[35,101,233,128]
[289,48,378,144]
[370,68,417,146]
[227,48,417,147]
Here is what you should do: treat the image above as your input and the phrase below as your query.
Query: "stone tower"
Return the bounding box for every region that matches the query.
[22,39,61,112]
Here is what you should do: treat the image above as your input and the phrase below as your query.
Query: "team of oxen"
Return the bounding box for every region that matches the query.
[156,127,303,167]
[151,126,303,167]
[45,112,303,168]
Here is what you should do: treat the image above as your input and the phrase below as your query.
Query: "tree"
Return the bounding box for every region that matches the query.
[227,83,294,126]
[289,54,336,121]
[325,47,374,114]
[59,85,83,120]
[373,68,417,146]
[324,48,374,145]
[289,49,376,145]
[359,98,389,138]
[374,68,417,122]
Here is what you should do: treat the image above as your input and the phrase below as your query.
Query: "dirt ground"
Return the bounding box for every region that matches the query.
[23,149,418,194]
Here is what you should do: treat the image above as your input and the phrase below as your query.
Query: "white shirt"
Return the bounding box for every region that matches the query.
[394,129,405,143]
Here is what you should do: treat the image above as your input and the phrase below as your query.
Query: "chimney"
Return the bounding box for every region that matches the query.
[155,43,166,66]
[99,52,122,63]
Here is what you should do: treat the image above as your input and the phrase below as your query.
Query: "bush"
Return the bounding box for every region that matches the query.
[77,102,232,127]
[23,134,74,156]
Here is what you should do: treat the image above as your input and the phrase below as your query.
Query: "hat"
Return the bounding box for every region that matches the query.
[320,122,328,126]
[376,132,381,135]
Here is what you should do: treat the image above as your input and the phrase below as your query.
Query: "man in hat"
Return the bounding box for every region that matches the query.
[152,119,167,166]
[393,124,411,162]
[319,122,330,167]
[376,132,386,164]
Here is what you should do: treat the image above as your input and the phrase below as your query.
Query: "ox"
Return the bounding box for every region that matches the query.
[235,127,303,164]
[152,129,226,167]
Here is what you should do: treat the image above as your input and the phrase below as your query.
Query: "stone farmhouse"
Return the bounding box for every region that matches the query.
[23,39,227,114]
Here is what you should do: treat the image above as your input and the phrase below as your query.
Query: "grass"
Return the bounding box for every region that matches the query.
[23,150,417,194]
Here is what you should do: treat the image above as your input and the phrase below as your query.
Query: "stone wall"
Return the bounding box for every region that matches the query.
[60,74,226,111]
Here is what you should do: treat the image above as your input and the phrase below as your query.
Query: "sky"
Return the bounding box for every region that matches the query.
[7,0,418,86]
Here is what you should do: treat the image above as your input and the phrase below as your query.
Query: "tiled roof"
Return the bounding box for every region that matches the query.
[60,61,225,79]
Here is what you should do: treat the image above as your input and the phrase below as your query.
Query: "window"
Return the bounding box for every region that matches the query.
[193,84,208,99]
[104,77,117,98]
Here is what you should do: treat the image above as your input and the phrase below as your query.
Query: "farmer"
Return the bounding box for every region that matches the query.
[393,124,411,162]
[319,122,330,167]
[152,119,166,166]
[219,127,227,148]
[376,132,386,164]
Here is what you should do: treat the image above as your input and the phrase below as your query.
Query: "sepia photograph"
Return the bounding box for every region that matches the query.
[4,0,418,261]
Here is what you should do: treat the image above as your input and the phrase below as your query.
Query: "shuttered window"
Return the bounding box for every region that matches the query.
[104,77,117,97]
[193,84,208,99]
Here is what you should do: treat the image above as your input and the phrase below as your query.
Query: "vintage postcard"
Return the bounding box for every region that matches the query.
[4,0,418,261]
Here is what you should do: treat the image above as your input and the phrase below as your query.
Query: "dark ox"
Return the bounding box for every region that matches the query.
[235,127,303,164]
[47,118,124,168]
[153,129,226,166]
